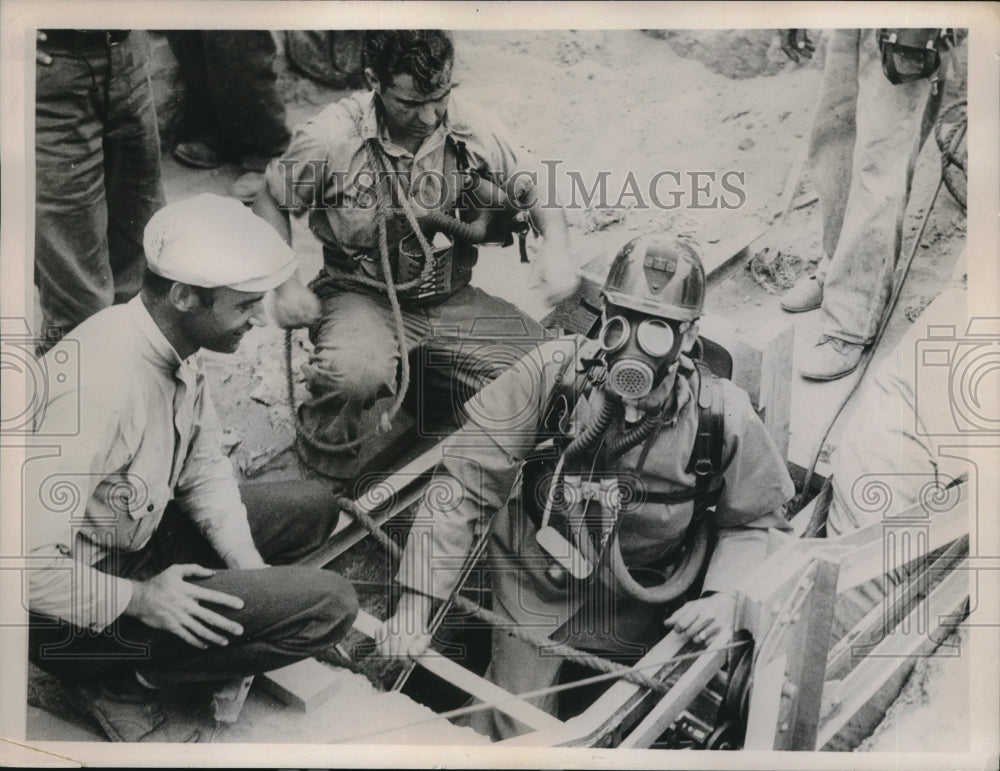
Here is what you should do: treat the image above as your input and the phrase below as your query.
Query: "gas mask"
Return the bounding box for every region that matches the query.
[598,310,685,402]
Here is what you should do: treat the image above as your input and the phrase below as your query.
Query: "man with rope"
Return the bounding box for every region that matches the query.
[376,235,794,740]
[253,30,575,481]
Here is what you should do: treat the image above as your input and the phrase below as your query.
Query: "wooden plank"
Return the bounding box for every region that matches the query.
[834,494,968,592]
[743,555,840,750]
[816,559,969,749]
[825,536,969,681]
[499,631,691,747]
[299,442,443,568]
[617,643,728,749]
[258,659,345,712]
[743,654,787,750]
[697,313,794,459]
[352,610,562,733]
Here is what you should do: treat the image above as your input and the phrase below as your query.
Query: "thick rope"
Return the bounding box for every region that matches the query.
[335,492,691,695]
[290,135,444,456]
[795,111,966,511]
[334,639,750,745]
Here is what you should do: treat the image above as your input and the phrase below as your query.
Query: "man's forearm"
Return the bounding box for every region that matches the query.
[252,188,293,246]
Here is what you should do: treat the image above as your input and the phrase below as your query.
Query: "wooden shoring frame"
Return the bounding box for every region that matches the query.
[742,553,841,750]
[816,557,969,749]
[352,609,563,733]
[303,442,444,568]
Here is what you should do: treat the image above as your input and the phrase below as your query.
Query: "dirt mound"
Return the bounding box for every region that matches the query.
[643,29,823,79]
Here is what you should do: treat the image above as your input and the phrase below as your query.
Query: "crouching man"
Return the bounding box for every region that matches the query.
[376,235,794,740]
[27,194,358,742]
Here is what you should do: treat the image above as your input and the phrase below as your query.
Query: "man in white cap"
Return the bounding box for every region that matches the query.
[26,193,358,742]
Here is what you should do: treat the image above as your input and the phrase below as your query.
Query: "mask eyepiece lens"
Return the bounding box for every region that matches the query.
[599,316,629,353]
[636,319,675,357]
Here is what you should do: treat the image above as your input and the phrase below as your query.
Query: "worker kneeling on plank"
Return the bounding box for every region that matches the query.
[377,235,795,740]
[26,194,358,742]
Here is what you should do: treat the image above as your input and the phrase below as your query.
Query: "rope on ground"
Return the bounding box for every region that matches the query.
[334,492,696,695]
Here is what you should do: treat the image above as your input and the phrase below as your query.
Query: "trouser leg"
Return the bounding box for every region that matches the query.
[819,29,944,344]
[299,278,428,479]
[29,486,357,686]
[164,31,219,150]
[103,31,165,305]
[418,285,546,428]
[198,31,290,159]
[808,29,860,271]
[34,48,113,342]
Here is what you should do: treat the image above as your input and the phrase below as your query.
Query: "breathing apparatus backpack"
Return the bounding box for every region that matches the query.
[521,339,727,604]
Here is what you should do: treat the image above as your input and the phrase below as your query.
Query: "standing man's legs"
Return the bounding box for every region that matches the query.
[35,43,114,346]
[103,31,165,306]
[782,28,859,315]
[798,30,944,380]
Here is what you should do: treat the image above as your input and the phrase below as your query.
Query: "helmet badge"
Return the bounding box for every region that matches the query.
[643,252,677,294]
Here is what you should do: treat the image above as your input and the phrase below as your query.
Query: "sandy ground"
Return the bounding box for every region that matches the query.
[27,29,971,750]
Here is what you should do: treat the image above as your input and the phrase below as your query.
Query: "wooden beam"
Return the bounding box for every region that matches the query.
[743,654,787,750]
[258,659,345,712]
[825,535,969,681]
[351,610,562,733]
[499,631,691,747]
[617,643,728,749]
[833,493,968,592]
[742,555,840,750]
[299,442,443,568]
[816,559,969,749]
[697,313,794,460]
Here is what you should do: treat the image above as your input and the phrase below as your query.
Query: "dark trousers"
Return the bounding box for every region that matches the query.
[29,481,358,687]
[34,31,166,345]
[165,31,290,162]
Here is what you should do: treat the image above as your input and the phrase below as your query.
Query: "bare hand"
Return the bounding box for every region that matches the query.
[37,32,53,66]
[126,564,246,649]
[537,249,580,306]
[269,276,321,329]
[374,593,432,660]
[663,593,736,645]
[780,30,815,63]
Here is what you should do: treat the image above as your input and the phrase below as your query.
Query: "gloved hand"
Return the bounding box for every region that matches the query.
[780,29,815,63]
[269,276,321,329]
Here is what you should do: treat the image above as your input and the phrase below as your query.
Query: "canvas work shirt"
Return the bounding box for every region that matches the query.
[26,297,258,632]
[396,336,795,610]
[263,90,536,260]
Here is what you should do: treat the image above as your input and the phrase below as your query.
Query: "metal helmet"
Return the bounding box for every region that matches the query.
[602,236,706,322]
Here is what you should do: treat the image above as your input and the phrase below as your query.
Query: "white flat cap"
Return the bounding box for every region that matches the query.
[143,193,297,292]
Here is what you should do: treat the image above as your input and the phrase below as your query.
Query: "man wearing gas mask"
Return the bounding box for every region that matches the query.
[377,235,795,740]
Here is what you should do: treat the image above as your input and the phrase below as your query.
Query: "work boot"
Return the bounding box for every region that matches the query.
[780,275,823,313]
[174,140,222,170]
[798,335,865,381]
[65,679,165,742]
